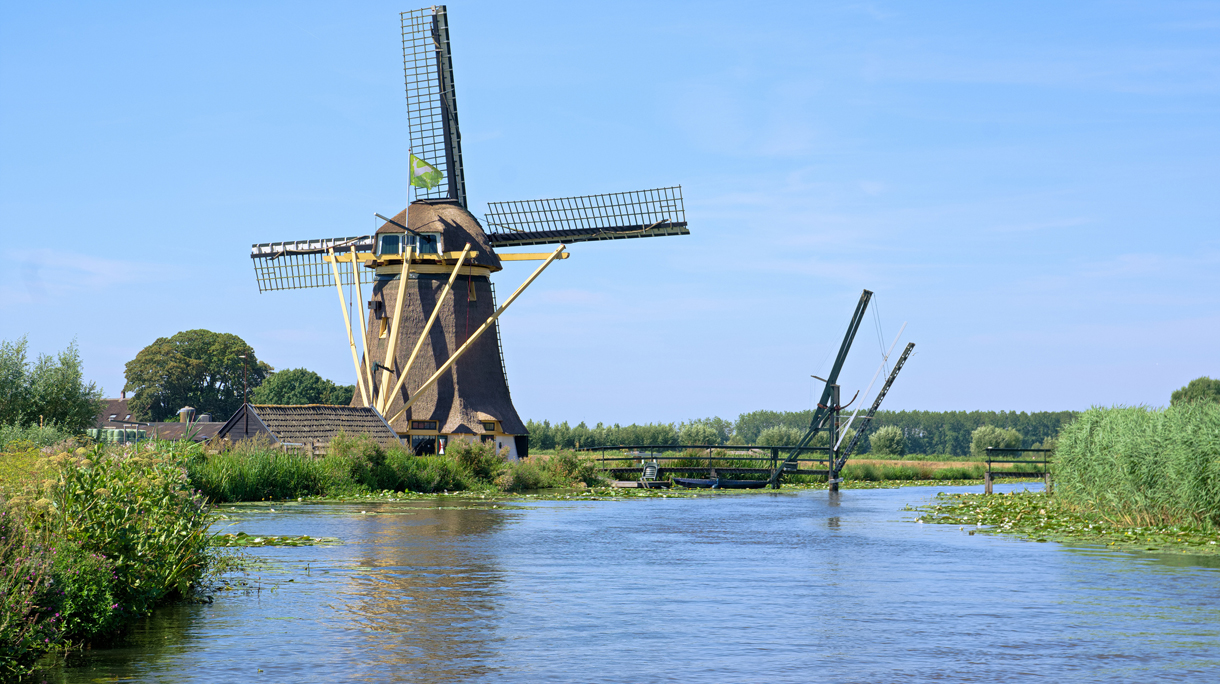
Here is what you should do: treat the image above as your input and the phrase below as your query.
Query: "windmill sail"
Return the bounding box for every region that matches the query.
[249,236,375,292]
[483,186,689,248]
[402,6,466,207]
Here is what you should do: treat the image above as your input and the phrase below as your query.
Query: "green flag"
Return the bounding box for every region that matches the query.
[409,154,443,190]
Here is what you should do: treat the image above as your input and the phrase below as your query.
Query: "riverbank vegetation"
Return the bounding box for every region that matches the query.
[917,403,1220,553]
[189,435,603,502]
[1,439,213,678]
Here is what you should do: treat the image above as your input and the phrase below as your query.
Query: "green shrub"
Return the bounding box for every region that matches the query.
[869,425,906,456]
[1171,376,1220,406]
[970,425,1022,458]
[757,426,804,447]
[1054,404,1220,528]
[448,439,505,484]
[385,452,469,493]
[678,422,721,446]
[45,446,213,610]
[495,460,548,492]
[0,505,57,678]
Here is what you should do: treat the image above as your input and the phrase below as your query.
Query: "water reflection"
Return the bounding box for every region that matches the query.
[341,507,510,681]
[38,487,1220,683]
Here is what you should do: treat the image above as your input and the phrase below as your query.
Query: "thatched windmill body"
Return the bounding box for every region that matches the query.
[249,7,688,458]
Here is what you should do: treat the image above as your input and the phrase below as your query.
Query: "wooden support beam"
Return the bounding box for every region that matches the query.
[328,247,369,407]
[389,245,565,425]
[497,252,572,261]
[377,246,413,413]
[351,255,375,406]
[383,244,472,418]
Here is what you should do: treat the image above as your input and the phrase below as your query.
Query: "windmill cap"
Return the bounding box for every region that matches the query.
[375,202,502,271]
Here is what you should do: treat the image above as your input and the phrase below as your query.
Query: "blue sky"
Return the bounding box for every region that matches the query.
[2,1,1217,425]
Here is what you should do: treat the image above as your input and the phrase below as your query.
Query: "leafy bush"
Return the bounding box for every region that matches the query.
[678,422,722,446]
[869,425,906,456]
[757,426,804,447]
[44,446,213,610]
[447,439,506,483]
[1171,376,1220,406]
[0,337,103,432]
[1054,404,1220,528]
[1,441,215,675]
[252,368,354,406]
[0,424,74,451]
[970,425,1022,458]
[0,506,57,678]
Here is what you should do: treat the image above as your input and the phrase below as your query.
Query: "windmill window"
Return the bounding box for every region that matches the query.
[416,233,440,254]
[377,234,403,256]
[379,318,389,338]
[411,420,438,431]
[411,436,437,455]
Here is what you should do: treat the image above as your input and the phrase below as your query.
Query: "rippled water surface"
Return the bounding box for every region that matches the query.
[40,484,1220,682]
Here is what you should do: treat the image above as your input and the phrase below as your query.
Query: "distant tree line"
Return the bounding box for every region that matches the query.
[527,409,1079,456]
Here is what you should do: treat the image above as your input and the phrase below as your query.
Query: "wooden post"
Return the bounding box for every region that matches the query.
[377,246,413,413]
[329,248,370,407]
[829,384,841,493]
[389,245,564,424]
[984,470,993,495]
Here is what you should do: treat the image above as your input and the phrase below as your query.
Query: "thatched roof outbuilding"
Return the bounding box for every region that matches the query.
[217,404,401,448]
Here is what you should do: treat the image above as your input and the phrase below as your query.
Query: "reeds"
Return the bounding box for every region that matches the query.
[1053,403,1220,529]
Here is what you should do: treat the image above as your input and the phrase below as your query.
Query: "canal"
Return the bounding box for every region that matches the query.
[36,484,1220,682]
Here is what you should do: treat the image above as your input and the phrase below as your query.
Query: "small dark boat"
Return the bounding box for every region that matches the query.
[673,477,768,490]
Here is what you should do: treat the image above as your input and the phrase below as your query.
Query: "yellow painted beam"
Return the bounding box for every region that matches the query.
[383,244,472,420]
[328,247,369,407]
[497,252,571,261]
[389,245,565,425]
[351,256,374,405]
[377,245,413,413]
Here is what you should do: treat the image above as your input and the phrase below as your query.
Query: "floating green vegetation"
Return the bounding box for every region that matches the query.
[912,490,1220,555]
[211,533,340,548]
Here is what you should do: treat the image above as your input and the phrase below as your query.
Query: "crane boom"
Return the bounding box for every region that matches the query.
[767,289,872,487]
[834,342,915,472]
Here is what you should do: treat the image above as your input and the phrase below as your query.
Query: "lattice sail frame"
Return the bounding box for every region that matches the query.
[402,6,466,207]
[250,236,375,292]
[483,186,689,247]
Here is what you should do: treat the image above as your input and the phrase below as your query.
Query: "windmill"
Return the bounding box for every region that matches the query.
[248,6,689,459]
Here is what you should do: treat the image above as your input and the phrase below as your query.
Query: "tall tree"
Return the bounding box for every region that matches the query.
[252,368,354,406]
[124,330,270,422]
[0,336,103,431]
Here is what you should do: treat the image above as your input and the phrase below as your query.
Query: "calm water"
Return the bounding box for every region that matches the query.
[36,483,1220,683]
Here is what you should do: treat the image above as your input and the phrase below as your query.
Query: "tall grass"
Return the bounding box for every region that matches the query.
[1054,403,1220,528]
[189,435,606,501]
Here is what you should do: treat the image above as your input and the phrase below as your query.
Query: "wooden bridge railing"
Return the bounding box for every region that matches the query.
[574,445,831,477]
[984,447,1053,494]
